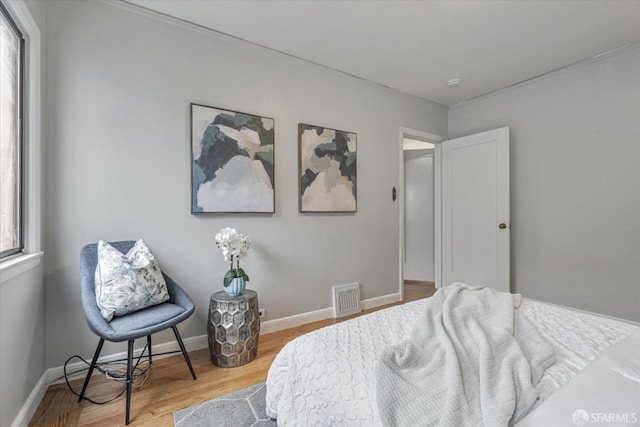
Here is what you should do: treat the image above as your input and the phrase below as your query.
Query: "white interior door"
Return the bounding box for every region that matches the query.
[440,127,510,292]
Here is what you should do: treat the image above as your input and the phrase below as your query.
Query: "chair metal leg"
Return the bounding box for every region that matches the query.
[125,340,134,425]
[147,335,152,366]
[172,326,196,380]
[78,338,105,403]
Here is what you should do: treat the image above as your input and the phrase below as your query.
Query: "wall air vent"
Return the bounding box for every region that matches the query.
[332,283,361,318]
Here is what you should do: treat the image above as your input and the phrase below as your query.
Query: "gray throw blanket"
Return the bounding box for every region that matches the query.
[376,283,555,427]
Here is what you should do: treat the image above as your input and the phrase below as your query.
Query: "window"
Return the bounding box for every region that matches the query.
[0,2,23,259]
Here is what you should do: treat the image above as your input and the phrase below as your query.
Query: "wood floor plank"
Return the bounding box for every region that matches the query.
[29,283,434,426]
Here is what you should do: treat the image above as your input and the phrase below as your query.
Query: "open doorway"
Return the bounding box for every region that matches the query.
[404,139,435,288]
[398,127,445,300]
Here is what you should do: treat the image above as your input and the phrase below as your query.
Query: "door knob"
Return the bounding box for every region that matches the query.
[498,223,507,229]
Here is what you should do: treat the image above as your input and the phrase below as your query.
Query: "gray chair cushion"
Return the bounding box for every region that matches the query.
[109,303,185,336]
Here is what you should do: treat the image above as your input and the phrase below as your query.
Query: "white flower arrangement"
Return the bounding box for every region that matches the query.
[214,227,251,286]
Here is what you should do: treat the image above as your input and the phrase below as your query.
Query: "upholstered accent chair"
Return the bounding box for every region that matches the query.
[78,240,196,424]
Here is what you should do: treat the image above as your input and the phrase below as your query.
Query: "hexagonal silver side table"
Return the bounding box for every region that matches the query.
[207,289,260,368]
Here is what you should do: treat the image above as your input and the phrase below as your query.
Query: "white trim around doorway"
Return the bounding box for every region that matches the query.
[398,127,446,300]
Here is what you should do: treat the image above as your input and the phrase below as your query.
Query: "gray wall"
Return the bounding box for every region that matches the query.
[43,0,448,367]
[0,264,45,427]
[404,152,434,281]
[449,46,640,321]
[0,1,46,426]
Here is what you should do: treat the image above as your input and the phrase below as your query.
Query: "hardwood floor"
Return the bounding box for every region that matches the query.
[29,282,435,426]
[403,280,435,301]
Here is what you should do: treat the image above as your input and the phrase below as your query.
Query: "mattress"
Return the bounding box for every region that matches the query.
[265,297,638,426]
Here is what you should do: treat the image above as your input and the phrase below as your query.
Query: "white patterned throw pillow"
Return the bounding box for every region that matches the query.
[95,239,170,322]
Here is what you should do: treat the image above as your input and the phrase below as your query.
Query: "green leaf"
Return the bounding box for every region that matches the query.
[236,267,250,281]
[223,270,236,287]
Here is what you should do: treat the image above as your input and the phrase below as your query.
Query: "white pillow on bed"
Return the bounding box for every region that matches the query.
[94,239,169,322]
[515,329,640,427]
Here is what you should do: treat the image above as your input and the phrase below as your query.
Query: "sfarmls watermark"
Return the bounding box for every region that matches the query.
[573,409,638,425]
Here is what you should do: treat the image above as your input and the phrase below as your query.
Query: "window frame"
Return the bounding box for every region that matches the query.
[0,0,42,283]
[0,0,25,259]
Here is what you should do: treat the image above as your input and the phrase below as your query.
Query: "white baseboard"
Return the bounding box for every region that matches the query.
[260,292,402,334]
[16,291,401,427]
[361,292,402,310]
[260,306,335,334]
[10,371,47,427]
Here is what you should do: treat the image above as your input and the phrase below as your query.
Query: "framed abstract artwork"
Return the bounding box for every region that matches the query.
[191,103,275,213]
[298,123,357,212]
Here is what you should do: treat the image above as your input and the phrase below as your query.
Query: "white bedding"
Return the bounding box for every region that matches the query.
[376,284,555,427]
[265,296,637,426]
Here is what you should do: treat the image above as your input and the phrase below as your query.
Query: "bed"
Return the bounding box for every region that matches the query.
[265,283,639,426]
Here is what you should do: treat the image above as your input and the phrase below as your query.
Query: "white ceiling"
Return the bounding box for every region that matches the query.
[126,0,640,106]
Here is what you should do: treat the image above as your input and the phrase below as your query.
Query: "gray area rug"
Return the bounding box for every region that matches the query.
[173,382,277,427]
